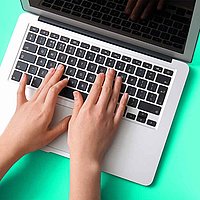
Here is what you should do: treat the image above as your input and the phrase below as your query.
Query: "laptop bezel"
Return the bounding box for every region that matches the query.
[20,0,200,62]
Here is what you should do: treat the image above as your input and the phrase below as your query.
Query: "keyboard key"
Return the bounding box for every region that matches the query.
[147,82,158,92]
[56,42,66,52]
[135,67,146,77]
[118,72,127,82]
[57,53,67,63]
[36,36,46,45]
[138,101,161,115]
[30,26,39,33]
[38,47,48,56]
[75,48,86,58]
[86,73,96,83]
[50,32,59,39]
[38,68,48,78]
[47,50,58,60]
[60,36,70,43]
[115,61,125,71]
[143,62,152,69]
[68,78,78,88]
[77,59,87,69]
[125,64,135,74]
[147,119,157,127]
[153,65,163,73]
[105,58,115,68]
[132,59,142,66]
[85,51,96,61]
[70,39,80,46]
[80,42,90,49]
[111,52,121,59]
[67,56,77,66]
[31,77,42,88]
[23,42,38,53]
[145,71,156,81]
[87,63,97,72]
[78,81,88,91]
[156,74,171,85]
[36,57,47,67]
[19,51,37,64]
[97,66,107,74]
[46,60,57,69]
[127,75,137,86]
[66,67,76,76]
[28,65,38,75]
[136,111,148,123]
[147,92,157,103]
[126,86,136,96]
[91,46,100,53]
[136,89,147,99]
[95,55,106,64]
[156,85,168,105]
[26,32,37,42]
[66,45,76,55]
[76,70,86,80]
[16,61,28,72]
[137,79,147,89]
[164,69,173,76]
[126,113,136,120]
[11,70,22,82]
[46,39,56,48]
[120,84,126,93]
[122,56,131,63]
[128,97,138,108]
[40,29,49,36]
[101,49,110,56]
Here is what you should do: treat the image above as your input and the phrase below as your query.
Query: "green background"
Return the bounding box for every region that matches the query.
[0,1,200,199]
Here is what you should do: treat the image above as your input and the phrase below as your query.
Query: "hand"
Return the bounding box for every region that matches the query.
[1,65,70,157]
[68,69,128,166]
[125,0,166,20]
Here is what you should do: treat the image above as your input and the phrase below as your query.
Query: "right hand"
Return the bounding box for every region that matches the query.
[125,0,166,20]
[67,69,128,166]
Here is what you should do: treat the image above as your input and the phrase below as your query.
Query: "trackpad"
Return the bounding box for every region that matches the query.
[47,103,72,153]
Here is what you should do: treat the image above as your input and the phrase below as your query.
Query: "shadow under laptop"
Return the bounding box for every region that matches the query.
[101,64,198,199]
[0,151,70,199]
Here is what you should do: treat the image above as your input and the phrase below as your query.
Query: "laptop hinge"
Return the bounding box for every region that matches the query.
[39,16,172,63]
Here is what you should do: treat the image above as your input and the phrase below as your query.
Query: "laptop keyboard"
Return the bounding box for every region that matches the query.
[10,25,175,128]
[40,0,193,53]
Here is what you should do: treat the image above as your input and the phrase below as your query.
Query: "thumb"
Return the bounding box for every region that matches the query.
[47,116,71,143]
[71,91,84,120]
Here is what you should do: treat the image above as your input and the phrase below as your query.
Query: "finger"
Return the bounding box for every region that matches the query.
[97,69,116,109]
[130,0,149,20]
[47,116,71,144]
[157,0,165,10]
[107,76,122,114]
[141,1,156,19]
[125,0,137,15]
[32,68,55,101]
[85,73,105,105]
[114,93,129,125]
[17,74,28,108]
[37,65,65,103]
[71,91,84,121]
[44,79,68,118]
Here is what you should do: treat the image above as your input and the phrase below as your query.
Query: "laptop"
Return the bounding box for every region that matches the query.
[0,0,199,186]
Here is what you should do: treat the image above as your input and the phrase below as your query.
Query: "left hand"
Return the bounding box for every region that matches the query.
[1,65,70,157]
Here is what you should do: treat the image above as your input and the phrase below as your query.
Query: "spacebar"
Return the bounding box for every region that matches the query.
[59,87,88,101]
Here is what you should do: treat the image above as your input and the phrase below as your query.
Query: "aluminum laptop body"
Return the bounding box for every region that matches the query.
[0,0,199,185]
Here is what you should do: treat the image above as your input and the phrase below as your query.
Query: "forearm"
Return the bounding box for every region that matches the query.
[70,157,101,200]
[0,133,23,180]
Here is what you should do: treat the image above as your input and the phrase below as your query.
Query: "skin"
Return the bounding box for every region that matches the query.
[0,65,128,200]
[125,0,166,20]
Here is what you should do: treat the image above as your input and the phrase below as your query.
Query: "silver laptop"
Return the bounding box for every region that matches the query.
[0,0,199,185]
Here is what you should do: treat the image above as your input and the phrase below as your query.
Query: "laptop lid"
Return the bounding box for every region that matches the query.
[20,0,200,62]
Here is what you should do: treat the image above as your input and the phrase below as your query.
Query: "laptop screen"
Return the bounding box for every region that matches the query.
[24,0,197,56]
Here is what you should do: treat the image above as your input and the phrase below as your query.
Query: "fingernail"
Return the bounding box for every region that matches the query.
[49,68,55,73]
[73,91,78,99]
[57,64,63,70]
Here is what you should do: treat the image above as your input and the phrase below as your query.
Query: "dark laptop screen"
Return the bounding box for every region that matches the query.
[28,0,196,54]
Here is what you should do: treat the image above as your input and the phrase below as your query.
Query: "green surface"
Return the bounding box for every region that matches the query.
[0,1,200,199]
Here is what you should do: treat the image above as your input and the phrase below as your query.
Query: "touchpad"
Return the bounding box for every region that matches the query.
[47,103,72,153]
